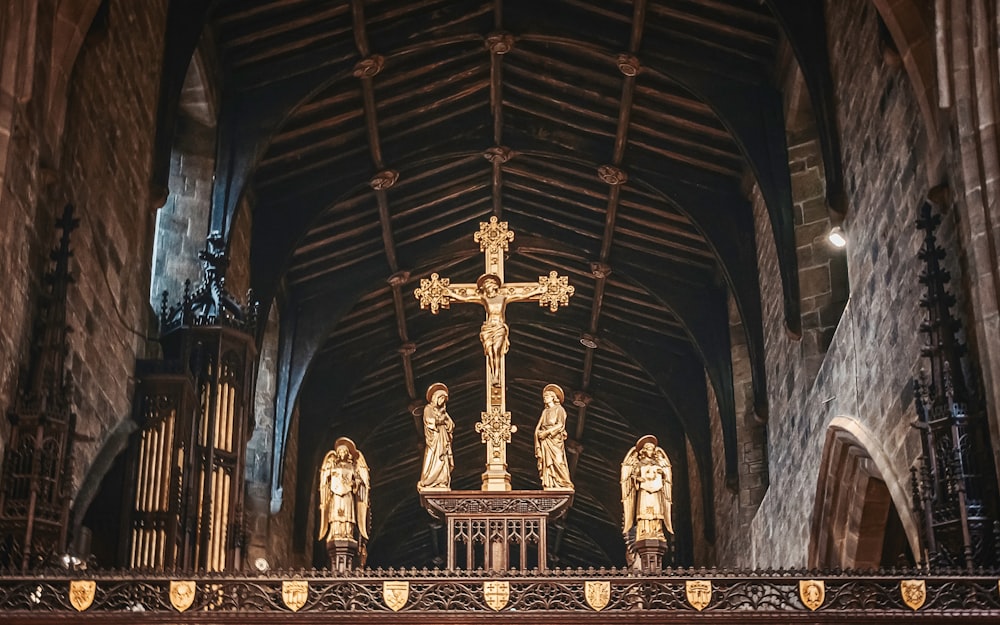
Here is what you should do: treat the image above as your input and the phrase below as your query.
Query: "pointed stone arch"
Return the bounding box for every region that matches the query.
[808,417,920,568]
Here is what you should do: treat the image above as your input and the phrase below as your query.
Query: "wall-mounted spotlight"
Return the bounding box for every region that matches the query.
[827,226,847,248]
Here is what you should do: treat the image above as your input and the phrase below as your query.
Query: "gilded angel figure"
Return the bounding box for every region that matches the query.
[318,437,370,549]
[621,434,673,541]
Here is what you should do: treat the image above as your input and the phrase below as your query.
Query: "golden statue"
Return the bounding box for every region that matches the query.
[447,273,544,387]
[534,384,573,490]
[318,437,370,546]
[418,383,454,490]
[621,435,673,540]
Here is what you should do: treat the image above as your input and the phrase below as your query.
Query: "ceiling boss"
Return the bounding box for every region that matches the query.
[414,217,574,490]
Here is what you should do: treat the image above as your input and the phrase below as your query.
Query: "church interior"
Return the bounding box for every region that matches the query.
[0,0,999,620]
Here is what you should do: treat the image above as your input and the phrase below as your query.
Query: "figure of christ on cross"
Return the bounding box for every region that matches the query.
[415,217,574,490]
[451,273,534,389]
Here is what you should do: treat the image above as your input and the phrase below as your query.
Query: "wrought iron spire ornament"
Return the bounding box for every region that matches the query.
[158,232,258,336]
[910,200,998,569]
[0,204,78,571]
[414,217,574,490]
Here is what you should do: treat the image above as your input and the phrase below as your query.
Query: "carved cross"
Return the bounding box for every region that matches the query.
[415,217,574,491]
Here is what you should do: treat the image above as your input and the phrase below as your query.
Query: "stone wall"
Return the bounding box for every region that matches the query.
[0,1,168,489]
[789,134,849,384]
[0,2,59,462]
[150,113,214,309]
[698,294,766,568]
[703,370,745,566]
[737,0,942,566]
[47,0,167,486]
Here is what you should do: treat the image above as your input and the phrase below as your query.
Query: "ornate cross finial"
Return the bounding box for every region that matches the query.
[476,407,516,462]
[473,216,514,280]
[414,273,452,314]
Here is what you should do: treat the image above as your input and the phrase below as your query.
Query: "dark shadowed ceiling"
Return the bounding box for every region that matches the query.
[161,0,838,568]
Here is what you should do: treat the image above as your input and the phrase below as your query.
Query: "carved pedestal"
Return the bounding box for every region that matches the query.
[326,538,359,572]
[632,538,667,571]
[421,490,572,571]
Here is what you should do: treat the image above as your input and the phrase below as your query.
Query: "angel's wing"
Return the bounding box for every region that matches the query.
[620,447,639,533]
[317,450,337,540]
[656,447,674,535]
[355,450,371,541]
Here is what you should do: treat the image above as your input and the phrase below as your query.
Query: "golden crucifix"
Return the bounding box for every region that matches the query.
[415,217,574,491]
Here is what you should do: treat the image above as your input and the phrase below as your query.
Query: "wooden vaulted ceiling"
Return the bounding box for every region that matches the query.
[173,0,835,568]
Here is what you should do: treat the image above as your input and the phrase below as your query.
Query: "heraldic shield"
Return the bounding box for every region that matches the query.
[170,580,196,612]
[383,581,409,611]
[69,580,96,611]
[282,580,309,612]
[685,580,712,611]
[483,580,510,611]
[900,579,926,611]
[799,579,825,611]
[584,580,610,611]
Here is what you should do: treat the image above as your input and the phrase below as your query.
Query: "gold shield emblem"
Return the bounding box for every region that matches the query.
[686,580,712,611]
[282,580,309,612]
[69,580,95,611]
[170,580,196,612]
[799,579,825,611]
[383,581,409,611]
[585,580,610,611]
[900,579,926,611]
[483,580,509,611]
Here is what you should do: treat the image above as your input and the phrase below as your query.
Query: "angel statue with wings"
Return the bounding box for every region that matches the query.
[621,435,674,542]
[318,437,370,554]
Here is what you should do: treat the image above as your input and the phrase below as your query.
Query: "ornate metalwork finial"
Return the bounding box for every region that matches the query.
[414,273,452,314]
[538,271,575,312]
[476,407,515,460]
[910,198,998,569]
[159,232,258,335]
[474,216,515,257]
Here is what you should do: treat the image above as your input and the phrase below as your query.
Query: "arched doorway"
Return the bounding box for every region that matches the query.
[809,419,917,568]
